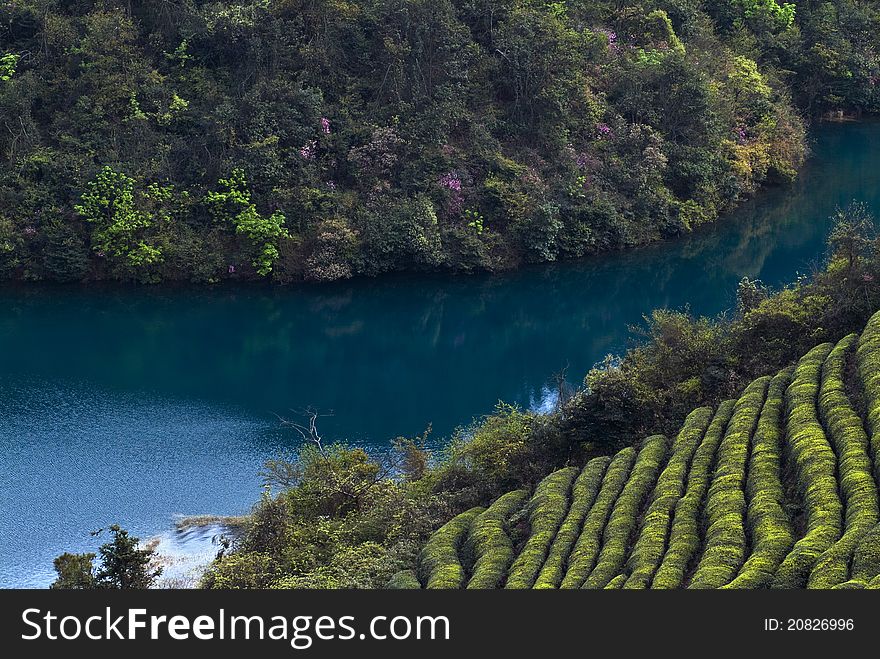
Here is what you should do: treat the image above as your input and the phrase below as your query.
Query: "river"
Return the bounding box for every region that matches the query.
[1,121,879,587]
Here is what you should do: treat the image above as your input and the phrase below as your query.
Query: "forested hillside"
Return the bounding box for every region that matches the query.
[2,0,877,283]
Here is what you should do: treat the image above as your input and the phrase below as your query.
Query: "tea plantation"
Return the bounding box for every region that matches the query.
[391,311,880,589]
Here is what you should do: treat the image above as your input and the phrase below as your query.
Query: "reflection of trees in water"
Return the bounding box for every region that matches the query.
[1,124,880,441]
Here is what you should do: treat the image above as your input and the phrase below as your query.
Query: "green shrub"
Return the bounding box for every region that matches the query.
[690,377,770,588]
[857,311,880,486]
[851,524,880,582]
[831,524,880,588]
[583,434,668,589]
[772,343,843,588]
[623,407,713,588]
[417,507,484,589]
[561,448,637,588]
[725,367,795,588]
[464,490,529,589]
[506,467,578,588]
[534,457,611,589]
[652,399,736,588]
[604,574,627,589]
[809,335,879,588]
[386,570,422,589]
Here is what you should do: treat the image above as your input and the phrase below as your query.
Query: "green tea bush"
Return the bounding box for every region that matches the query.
[725,367,795,588]
[772,343,843,589]
[506,467,578,588]
[652,400,736,588]
[809,335,879,588]
[690,377,770,588]
[386,570,422,589]
[856,310,880,484]
[623,407,713,589]
[850,524,880,582]
[832,524,880,588]
[418,507,484,589]
[604,574,627,589]
[561,448,636,589]
[583,434,668,589]
[534,457,611,589]
[465,490,530,589]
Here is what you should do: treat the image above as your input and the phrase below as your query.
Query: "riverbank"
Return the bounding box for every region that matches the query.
[3,121,880,587]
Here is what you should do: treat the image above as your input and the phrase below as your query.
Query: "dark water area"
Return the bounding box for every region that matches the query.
[2,122,879,586]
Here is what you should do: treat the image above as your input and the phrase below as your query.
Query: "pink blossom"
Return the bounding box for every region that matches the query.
[438,172,462,191]
[23,226,36,236]
[321,117,331,134]
[863,274,874,282]
[596,123,614,139]
[228,264,236,274]
[300,140,317,160]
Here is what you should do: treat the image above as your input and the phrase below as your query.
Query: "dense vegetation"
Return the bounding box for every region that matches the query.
[397,315,880,588]
[4,0,879,283]
[184,204,880,589]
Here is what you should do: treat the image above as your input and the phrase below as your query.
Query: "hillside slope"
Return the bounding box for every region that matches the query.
[395,310,880,589]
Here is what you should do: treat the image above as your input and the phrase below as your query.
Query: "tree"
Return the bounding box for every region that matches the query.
[51,552,97,589]
[0,53,18,81]
[827,202,876,276]
[74,167,165,269]
[205,169,289,276]
[51,525,162,589]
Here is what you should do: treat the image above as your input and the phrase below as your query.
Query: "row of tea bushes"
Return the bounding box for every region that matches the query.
[690,377,770,589]
[465,490,530,589]
[623,408,713,589]
[772,343,842,589]
[724,368,795,589]
[417,507,484,589]
[582,435,668,589]
[560,449,636,588]
[809,335,879,588]
[534,457,610,589]
[505,467,579,589]
[651,400,736,589]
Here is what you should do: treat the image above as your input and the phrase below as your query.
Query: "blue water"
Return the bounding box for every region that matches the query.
[1,122,879,587]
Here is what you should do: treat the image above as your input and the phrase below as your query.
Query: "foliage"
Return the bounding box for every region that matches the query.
[623,407,713,588]
[533,456,610,589]
[6,0,866,283]
[198,205,880,590]
[205,168,288,276]
[771,343,842,588]
[689,377,769,588]
[74,167,166,273]
[505,467,577,588]
[51,525,161,589]
[724,368,794,588]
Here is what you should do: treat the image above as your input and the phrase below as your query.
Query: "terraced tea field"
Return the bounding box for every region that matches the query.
[391,311,880,589]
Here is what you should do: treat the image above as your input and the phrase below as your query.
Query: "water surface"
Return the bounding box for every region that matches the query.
[2,122,880,586]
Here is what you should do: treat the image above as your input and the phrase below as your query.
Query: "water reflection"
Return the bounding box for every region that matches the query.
[1,121,879,586]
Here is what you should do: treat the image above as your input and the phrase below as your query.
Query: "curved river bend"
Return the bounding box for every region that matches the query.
[2,122,880,587]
